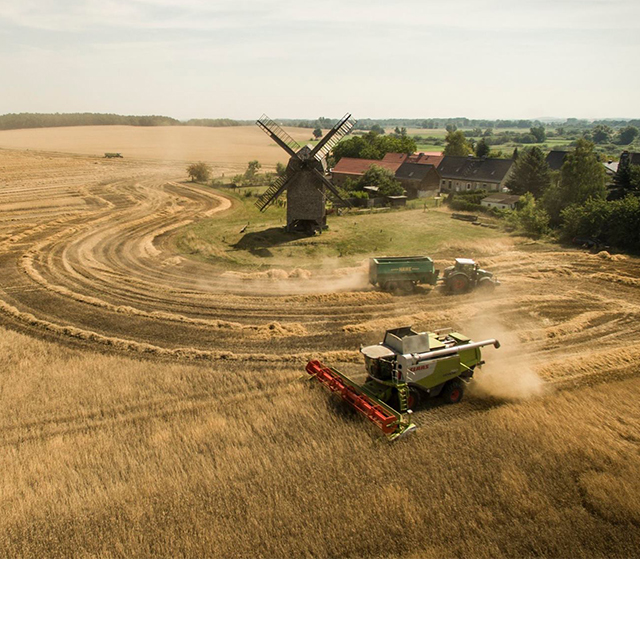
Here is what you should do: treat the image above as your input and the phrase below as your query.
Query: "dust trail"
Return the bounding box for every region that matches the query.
[461,312,545,401]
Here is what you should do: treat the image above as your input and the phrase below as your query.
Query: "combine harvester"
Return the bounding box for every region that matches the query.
[306,326,500,441]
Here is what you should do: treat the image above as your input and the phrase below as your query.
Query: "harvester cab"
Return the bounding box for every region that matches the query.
[306,326,500,441]
[442,258,499,294]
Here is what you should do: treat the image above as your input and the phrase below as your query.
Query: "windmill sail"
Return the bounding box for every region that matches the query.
[256,115,301,157]
[310,114,355,162]
[256,173,293,212]
[310,169,351,207]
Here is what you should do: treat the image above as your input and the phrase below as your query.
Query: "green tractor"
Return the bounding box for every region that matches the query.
[442,258,499,294]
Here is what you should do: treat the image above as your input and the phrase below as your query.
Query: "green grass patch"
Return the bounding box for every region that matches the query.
[173,185,501,271]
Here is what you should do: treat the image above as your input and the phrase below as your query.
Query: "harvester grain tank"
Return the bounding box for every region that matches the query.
[306,326,500,440]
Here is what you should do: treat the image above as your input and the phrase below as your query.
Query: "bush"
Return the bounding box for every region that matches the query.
[561,196,640,252]
[186,162,212,182]
[508,193,548,237]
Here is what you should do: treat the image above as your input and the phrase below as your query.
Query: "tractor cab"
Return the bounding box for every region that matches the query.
[454,258,478,275]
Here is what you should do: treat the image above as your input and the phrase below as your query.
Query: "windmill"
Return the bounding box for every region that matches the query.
[255,114,355,234]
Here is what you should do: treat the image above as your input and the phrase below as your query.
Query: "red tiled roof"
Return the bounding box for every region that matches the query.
[331,157,403,176]
[381,152,408,163]
[407,152,444,166]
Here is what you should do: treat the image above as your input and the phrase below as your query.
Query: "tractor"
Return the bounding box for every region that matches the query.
[306,326,500,441]
[442,258,499,294]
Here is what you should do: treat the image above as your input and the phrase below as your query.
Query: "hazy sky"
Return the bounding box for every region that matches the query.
[1,0,638,120]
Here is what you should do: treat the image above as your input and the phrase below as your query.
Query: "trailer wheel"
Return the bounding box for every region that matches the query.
[442,379,464,404]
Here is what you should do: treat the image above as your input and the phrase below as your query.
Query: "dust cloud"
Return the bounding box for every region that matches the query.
[461,312,545,401]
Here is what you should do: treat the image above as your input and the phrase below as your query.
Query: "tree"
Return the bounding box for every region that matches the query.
[506,146,551,198]
[544,138,606,224]
[276,162,287,177]
[186,161,211,182]
[612,160,640,199]
[444,130,472,156]
[358,165,404,196]
[313,128,323,139]
[475,138,490,158]
[509,192,549,237]
[591,124,612,144]
[529,125,546,142]
[370,123,385,135]
[618,126,639,145]
[245,160,261,179]
[512,147,519,160]
[333,132,416,162]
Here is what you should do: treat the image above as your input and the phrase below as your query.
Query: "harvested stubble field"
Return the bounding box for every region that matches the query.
[1,142,640,558]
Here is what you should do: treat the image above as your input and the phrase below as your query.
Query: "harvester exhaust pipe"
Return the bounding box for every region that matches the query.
[413,339,500,363]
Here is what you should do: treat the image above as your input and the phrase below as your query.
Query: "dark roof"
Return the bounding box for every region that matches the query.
[437,156,513,183]
[546,150,569,171]
[395,162,436,182]
[620,151,640,167]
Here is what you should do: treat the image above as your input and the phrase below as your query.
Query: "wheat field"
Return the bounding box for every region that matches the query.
[0,125,318,174]
[1,143,639,558]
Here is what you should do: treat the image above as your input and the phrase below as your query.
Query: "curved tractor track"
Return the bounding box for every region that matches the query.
[2,151,640,396]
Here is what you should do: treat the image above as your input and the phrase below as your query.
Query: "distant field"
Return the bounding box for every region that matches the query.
[0,125,321,174]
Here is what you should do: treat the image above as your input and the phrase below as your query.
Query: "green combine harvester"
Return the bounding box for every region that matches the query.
[306,326,500,441]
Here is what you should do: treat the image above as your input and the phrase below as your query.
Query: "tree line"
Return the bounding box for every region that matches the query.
[0,113,246,131]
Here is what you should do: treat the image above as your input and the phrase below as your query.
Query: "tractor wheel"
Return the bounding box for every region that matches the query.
[448,273,470,294]
[442,379,464,404]
[478,278,495,290]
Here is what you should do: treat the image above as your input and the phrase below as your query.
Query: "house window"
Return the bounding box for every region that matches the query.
[483,183,487,189]
[467,183,471,190]
[448,180,452,189]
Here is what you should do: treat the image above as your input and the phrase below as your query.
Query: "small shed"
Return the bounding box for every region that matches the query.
[480,193,521,210]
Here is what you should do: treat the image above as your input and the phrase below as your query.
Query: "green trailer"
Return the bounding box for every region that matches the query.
[369,256,439,292]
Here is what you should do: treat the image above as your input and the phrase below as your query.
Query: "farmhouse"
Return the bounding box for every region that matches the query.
[394,162,441,198]
[438,156,514,193]
[480,193,521,210]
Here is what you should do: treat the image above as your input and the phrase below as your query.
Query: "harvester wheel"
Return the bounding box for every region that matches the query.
[448,273,470,294]
[442,379,464,404]
[407,387,421,411]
